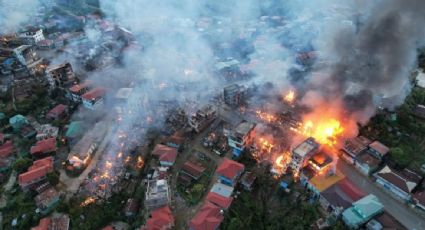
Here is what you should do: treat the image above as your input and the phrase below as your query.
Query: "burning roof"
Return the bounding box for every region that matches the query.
[292,137,320,158]
[308,152,333,173]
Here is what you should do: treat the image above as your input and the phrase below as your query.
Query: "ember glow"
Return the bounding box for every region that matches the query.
[255,110,277,123]
[80,197,96,207]
[283,90,295,104]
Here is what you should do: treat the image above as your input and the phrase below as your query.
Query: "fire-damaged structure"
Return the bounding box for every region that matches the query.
[290,137,320,175]
[65,122,107,173]
[223,84,245,108]
[188,105,216,133]
[46,62,76,90]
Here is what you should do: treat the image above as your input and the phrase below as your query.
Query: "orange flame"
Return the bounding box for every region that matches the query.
[80,197,96,207]
[136,156,144,169]
[292,118,344,147]
[283,90,295,104]
[255,110,277,123]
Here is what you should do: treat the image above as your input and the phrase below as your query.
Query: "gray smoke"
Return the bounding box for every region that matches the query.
[0,0,41,33]
[307,0,425,122]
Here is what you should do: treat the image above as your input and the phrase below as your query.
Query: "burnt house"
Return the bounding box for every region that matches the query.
[46,62,76,89]
[223,84,245,108]
[188,105,216,133]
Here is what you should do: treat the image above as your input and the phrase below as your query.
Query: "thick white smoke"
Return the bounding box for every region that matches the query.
[0,0,41,33]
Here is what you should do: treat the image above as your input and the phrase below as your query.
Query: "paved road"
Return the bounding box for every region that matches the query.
[337,160,425,230]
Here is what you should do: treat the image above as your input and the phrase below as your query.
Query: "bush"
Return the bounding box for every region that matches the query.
[47,172,60,186]
[13,158,33,173]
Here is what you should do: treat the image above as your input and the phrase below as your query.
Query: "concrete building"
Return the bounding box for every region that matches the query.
[342,194,384,229]
[227,121,256,158]
[0,45,42,69]
[290,137,320,174]
[18,28,45,45]
[46,62,76,89]
[223,84,245,107]
[145,179,171,211]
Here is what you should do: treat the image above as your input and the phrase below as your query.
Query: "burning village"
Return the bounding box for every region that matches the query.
[1,0,425,230]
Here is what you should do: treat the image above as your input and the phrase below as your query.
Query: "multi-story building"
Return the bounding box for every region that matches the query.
[223,84,245,108]
[290,137,320,175]
[188,105,216,133]
[227,121,256,158]
[46,62,76,90]
[18,28,45,45]
[145,179,171,211]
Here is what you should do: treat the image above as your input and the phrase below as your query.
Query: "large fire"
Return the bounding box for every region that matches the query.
[255,110,277,123]
[292,118,344,147]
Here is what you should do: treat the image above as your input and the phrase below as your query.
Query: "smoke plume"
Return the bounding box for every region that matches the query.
[0,0,41,33]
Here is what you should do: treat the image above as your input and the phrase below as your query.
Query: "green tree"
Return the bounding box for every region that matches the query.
[227,218,244,230]
[47,172,60,186]
[191,184,204,194]
[390,147,411,168]
[13,157,33,173]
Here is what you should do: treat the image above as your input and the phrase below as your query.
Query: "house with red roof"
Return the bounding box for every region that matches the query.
[0,140,14,158]
[181,161,206,180]
[374,166,422,201]
[30,138,57,157]
[319,178,365,217]
[206,191,233,209]
[368,141,389,160]
[216,158,244,186]
[19,156,54,191]
[189,202,224,230]
[141,205,175,230]
[46,104,68,120]
[31,217,51,230]
[152,144,178,167]
[67,80,92,102]
[81,87,107,110]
